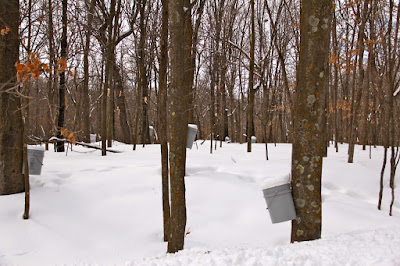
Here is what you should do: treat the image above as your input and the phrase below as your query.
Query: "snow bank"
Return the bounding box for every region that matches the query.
[131,227,400,266]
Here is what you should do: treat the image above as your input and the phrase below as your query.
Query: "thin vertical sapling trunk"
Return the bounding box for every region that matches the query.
[56,0,68,153]
[158,0,170,242]
[247,0,255,152]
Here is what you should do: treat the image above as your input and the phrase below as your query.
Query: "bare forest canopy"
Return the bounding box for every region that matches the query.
[16,0,400,148]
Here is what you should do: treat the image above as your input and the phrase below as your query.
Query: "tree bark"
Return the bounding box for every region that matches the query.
[82,0,96,143]
[158,0,170,242]
[139,0,150,147]
[168,0,188,253]
[46,0,56,148]
[247,0,255,152]
[387,0,400,216]
[347,0,370,163]
[291,0,332,242]
[113,63,132,144]
[56,0,68,153]
[0,0,24,195]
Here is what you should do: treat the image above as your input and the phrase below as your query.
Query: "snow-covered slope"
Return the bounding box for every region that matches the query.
[0,142,398,265]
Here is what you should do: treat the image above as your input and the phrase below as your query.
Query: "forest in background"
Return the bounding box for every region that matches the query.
[16,0,399,156]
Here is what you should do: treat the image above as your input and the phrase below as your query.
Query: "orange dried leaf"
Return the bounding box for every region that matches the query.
[70,135,76,145]
[23,73,30,80]
[25,62,33,71]
[1,26,10,36]
[57,58,67,71]
[32,58,41,68]
[15,62,25,72]
[32,70,40,79]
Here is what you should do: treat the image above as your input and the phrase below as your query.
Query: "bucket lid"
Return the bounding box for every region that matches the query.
[28,146,45,151]
[261,174,291,190]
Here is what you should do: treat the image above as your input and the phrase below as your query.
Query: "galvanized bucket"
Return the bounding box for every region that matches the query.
[187,124,198,149]
[27,147,45,175]
[263,183,296,223]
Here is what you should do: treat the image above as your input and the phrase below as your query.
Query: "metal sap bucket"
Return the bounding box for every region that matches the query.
[27,147,45,175]
[187,124,198,149]
[263,183,296,223]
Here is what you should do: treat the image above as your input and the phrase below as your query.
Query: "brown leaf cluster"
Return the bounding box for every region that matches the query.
[1,26,10,35]
[56,58,68,75]
[60,128,76,145]
[15,53,50,82]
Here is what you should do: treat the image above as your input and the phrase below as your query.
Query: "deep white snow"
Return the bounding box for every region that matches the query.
[0,142,399,265]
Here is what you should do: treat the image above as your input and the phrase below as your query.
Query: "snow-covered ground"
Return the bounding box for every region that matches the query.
[0,142,399,265]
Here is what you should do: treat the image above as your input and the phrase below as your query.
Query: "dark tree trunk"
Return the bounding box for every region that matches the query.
[23,0,33,219]
[102,0,116,155]
[332,13,339,152]
[291,0,332,242]
[387,0,400,216]
[56,0,68,152]
[82,0,96,143]
[0,0,24,195]
[114,64,132,144]
[158,0,170,242]
[106,0,119,148]
[347,0,369,163]
[247,0,255,152]
[167,0,188,253]
[378,147,387,210]
[184,0,194,124]
[46,0,56,147]
[139,0,150,146]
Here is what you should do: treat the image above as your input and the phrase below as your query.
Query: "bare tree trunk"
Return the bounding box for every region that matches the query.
[332,13,339,152]
[102,0,116,154]
[82,0,96,143]
[158,0,170,242]
[291,0,332,242]
[220,60,228,146]
[347,0,370,163]
[138,0,150,147]
[185,0,194,124]
[56,0,68,153]
[46,0,56,148]
[378,147,387,210]
[210,56,215,153]
[168,0,188,253]
[247,0,255,152]
[0,0,24,195]
[387,0,400,216]
[114,63,132,144]
[22,0,33,219]
[132,79,141,150]
[107,0,120,148]
[262,82,270,160]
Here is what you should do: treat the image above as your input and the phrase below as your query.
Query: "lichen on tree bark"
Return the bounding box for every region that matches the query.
[291,0,333,243]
